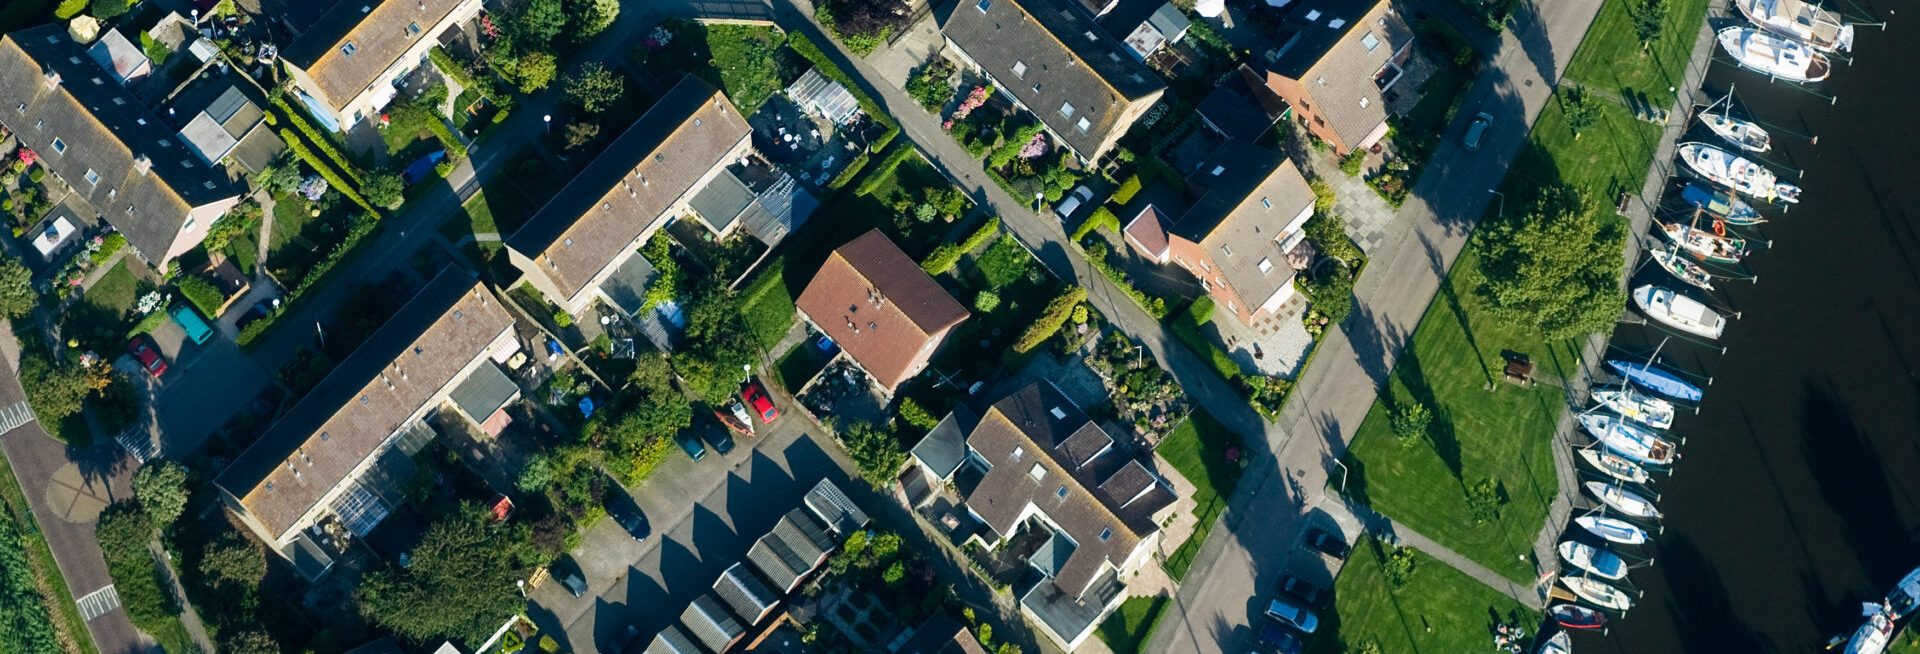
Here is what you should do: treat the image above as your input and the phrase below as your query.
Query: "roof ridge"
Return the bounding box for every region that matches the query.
[982,404,1144,542]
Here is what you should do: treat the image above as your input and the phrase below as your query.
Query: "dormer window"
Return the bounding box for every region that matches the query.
[1221,244,1234,257]
[340,41,358,56]
[1012,61,1027,78]
[1362,32,1382,52]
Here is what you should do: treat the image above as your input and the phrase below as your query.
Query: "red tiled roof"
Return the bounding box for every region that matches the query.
[796,230,968,392]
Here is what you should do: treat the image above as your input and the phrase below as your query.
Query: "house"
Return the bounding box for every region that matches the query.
[279,0,484,132]
[1123,141,1316,326]
[504,77,753,317]
[0,25,245,269]
[681,594,745,653]
[938,0,1167,163]
[795,230,969,397]
[713,562,781,627]
[906,381,1177,650]
[1197,63,1292,141]
[214,271,517,577]
[897,613,991,654]
[1260,0,1414,154]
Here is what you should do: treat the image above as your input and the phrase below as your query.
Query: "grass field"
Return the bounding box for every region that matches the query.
[268,192,315,255]
[83,262,137,318]
[1308,538,1538,654]
[1508,96,1664,201]
[1562,0,1711,104]
[738,257,797,351]
[1096,595,1170,654]
[1158,410,1243,581]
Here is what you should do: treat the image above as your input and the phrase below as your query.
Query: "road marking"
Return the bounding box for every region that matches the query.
[115,424,160,464]
[76,586,120,620]
[0,401,33,435]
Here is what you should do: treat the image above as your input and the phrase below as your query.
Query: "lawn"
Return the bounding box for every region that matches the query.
[1562,0,1710,104]
[738,257,797,350]
[268,192,316,255]
[1308,537,1538,654]
[776,342,830,393]
[1508,94,1664,201]
[1096,595,1170,654]
[83,261,138,319]
[439,191,501,241]
[1158,410,1243,581]
[635,21,789,116]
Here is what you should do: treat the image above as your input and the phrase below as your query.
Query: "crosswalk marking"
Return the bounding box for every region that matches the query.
[115,424,160,464]
[0,401,33,434]
[76,586,120,620]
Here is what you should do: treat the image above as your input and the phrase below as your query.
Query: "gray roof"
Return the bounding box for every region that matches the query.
[1147,2,1191,38]
[911,404,979,479]
[712,562,780,626]
[85,30,148,85]
[746,533,809,592]
[772,508,836,556]
[787,68,860,123]
[1031,530,1077,578]
[1267,0,1413,148]
[680,594,743,653]
[1020,565,1125,645]
[643,624,707,654]
[0,25,242,265]
[281,0,472,109]
[1197,64,1290,141]
[687,167,755,234]
[803,478,870,536]
[939,0,1165,159]
[1173,141,1316,309]
[448,361,517,423]
[737,170,816,247]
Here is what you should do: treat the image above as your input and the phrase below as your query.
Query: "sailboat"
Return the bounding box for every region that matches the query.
[1586,481,1662,520]
[1607,359,1704,402]
[1679,142,1802,203]
[1535,631,1572,654]
[1559,541,1629,580]
[1578,447,1655,485]
[1550,603,1609,630]
[1680,182,1766,226]
[1733,0,1856,53]
[1660,220,1749,264]
[1886,566,1920,620]
[1592,387,1676,430]
[1716,26,1833,83]
[1563,575,1635,612]
[1579,413,1679,466]
[1576,515,1652,546]
[1633,285,1728,339]
[1649,241,1716,292]
[1845,611,1893,654]
[1702,111,1771,153]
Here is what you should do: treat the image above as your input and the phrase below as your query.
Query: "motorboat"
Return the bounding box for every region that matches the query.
[1886,566,1920,620]
[1578,413,1679,466]
[714,401,755,436]
[1535,631,1571,654]
[1576,515,1652,546]
[1607,359,1705,403]
[1578,447,1655,485]
[1558,540,1629,580]
[1550,603,1609,630]
[1733,0,1855,53]
[1845,611,1893,654]
[1592,387,1676,430]
[1716,26,1833,83]
[1680,182,1765,226]
[1702,111,1771,153]
[1650,241,1717,292]
[1660,221,1749,265]
[1633,285,1728,339]
[1563,575,1635,612]
[1586,481,1662,520]
[1678,142,1802,203]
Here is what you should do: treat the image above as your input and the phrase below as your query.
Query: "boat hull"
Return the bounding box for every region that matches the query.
[1579,413,1679,466]
[1577,515,1651,546]
[1734,0,1854,53]
[1578,447,1654,485]
[1633,285,1727,339]
[1550,603,1609,630]
[1592,388,1676,430]
[1607,359,1704,402]
[1587,481,1662,519]
[1680,182,1765,225]
[1558,541,1629,580]
[1716,26,1833,83]
[1703,113,1771,153]
[1660,222,1747,265]
[1563,576,1634,612]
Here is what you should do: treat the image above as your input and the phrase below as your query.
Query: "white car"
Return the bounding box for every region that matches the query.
[1463,111,1494,151]
[1054,185,1095,221]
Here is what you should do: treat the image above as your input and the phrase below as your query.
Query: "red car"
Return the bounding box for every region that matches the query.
[127,335,168,378]
[741,379,779,424]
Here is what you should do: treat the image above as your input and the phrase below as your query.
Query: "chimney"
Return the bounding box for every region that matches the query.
[134,155,152,175]
[42,70,60,89]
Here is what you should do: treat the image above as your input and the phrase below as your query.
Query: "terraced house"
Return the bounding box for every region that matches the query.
[1260,0,1415,154]
[280,0,484,131]
[938,0,1167,163]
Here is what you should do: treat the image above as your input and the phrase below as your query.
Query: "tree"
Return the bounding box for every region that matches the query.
[1472,185,1626,341]
[0,258,34,318]
[204,202,262,253]
[564,121,601,151]
[493,48,559,94]
[820,0,911,41]
[19,353,90,426]
[1389,402,1432,447]
[1630,0,1667,51]
[257,160,303,195]
[89,0,129,19]
[132,462,190,528]
[198,532,266,591]
[1465,478,1504,524]
[567,0,620,39]
[835,420,906,487]
[219,629,278,654]
[364,173,404,210]
[359,505,543,643]
[1561,85,1600,140]
[565,62,625,113]
[676,287,757,401]
[508,0,567,45]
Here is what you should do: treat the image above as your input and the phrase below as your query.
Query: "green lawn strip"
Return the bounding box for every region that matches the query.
[268,192,314,255]
[705,25,785,115]
[738,257,797,351]
[95,512,192,654]
[1347,250,1565,584]
[0,455,98,654]
[1562,0,1710,104]
[775,342,829,394]
[1158,410,1243,580]
[1309,537,1538,654]
[1891,628,1920,654]
[439,191,501,243]
[1509,97,1663,200]
[1097,595,1171,654]
[82,261,137,317]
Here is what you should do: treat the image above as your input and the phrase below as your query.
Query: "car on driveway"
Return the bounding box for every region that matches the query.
[1463,111,1494,151]
[555,559,589,598]
[701,421,736,456]
[1263,596,1320,633]
[1304,528,1351,560]
[1055,185,1094,221]
[741,379,779,424]
[1278,574,1331,608]
[605,492,651,541]
[675,430,706,462]
[127,335,168,378]
[1257,622,1304,654]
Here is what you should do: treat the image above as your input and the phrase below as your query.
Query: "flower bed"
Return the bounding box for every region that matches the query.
[1084,330,1190,440]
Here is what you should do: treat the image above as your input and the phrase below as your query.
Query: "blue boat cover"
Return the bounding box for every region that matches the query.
[1607,360,1703,402]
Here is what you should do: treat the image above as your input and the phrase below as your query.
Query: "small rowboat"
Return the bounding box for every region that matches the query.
[1576,515,1651,546]
[1563,575,1634,612]
[1550,603,1609,630]
[1559,540,1629,580]
[1650,241,1716,292]
[1578,447,1654,485]
[1587,481,1662,520]
[1660,221,1749,265]
[1592,387,1676,430]
[1536,631,1571,654]
[714,401,755,436]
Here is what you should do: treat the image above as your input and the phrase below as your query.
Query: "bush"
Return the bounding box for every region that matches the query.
[973,290,1000,313]
[1382,543,1418,590]
[1070,206,1120,241]
[1465,478,1503,524]
[175,276,223,318]
[975,236,1030,289]
[906,58,956,112]
[364,173,404,210]
[565,62,626,113]
[1112,175,1143,205]
[132,462,189,528]
[897,398,939,431]
[1339,150,1366,176]
[1390,403,1432,446]
[853,142,918,197]
[90,0,129,19]
[95,505,176,639]
[1081,241,1167,318]
[288,213,379,298]
[1014,286,1085,353]
[54,0,88,18]
[921,217,1001,275]
[27,167,45,183]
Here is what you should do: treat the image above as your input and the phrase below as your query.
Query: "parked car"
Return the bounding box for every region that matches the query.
[235,301,275,333]
[1257,623,1305,654]
[675,430,707,461]
[556,563,588,598]
[1277,574,1331,608]
[701,421,736,456]
[1263,596,1320,633]
[126,335,169,378]
[604,492,651,541]
[169,305,214,345]
[1055,185,1095,221]
[1304,528,1351,560]
[1463,111,1494,151]
[741,379,779,424]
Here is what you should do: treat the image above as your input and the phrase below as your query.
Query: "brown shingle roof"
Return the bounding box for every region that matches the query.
[505,77,751,303]
[795,230,968,392]
[1123,205,1170,260]
[1267,0,1413,148]
[1174,142,1317,310]
[215,272,514,541]
[281,0,471,108]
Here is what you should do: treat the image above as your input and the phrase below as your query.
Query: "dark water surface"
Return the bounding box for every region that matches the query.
[1589,6,1920,652]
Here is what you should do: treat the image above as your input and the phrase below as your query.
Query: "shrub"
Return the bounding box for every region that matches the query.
[988,123,1045,170]
[1112,175,1143,205]
[973,290,1000,313]
[1390,402,1432,446]
[552,310,574,328]
[1014,286,1085,353]
[974,236,1030,289]
[565,62,626,113]
[1070,206,1119,241]
[364,173,405,210]
[1382,543,1418,590]
[27,167,45,183]
[906,59,956,112]
[175,276,224,319]
[55,0,88,18]
[90,0,130,19]
[825,150,871,190]
[1340,150,1366,176]
[897,398,939,431]
[270,98,364,185]
[1081,241,1167,318]
[921,217,1001,275]
[1465,478,1503,524]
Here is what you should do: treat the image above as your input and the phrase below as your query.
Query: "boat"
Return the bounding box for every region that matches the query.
[1650,241,1717,292]
[1733,0,1855,53]
[1716,26,1833,83]
[714,401,755,436]
[1678,142,1802,203]
[1607,359,1705,403]
[1886,566,1920,619]
[1660,221,1749,264]
[1578,447,1655,485]
[1576,515,1652,546]
[1592,387,1676,430]
[1633,285,1728,339]
[1562,575,1635,612]
[1586,481,1662,520]
[1558,541,1629,580]
[1701,111,1771,153]
[1681,182,1765,226]
[1845,611,1893,654]
[1550,603,1609,630]
[1578,413,1679,466]
[1535,631,1571,654]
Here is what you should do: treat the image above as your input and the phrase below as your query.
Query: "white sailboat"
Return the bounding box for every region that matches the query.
[1734,0,1855,53]
[1679,142,1802,203]
[1592,387,1676,430]
[1716,26,1833,83]
[1563,575,1635,612]
[1578,447,1654,485]
[1633,285,1728,339]
[1661,220,1750,264]
[1576,515,1652,546]
[1586,481,1662,520]
[1578,413,1679,466]
[1702,111,1771,153]
[1650,241,1717,292]
[1536,631,1572,654]
[1845,611,1893,654]
[1558,541,1629,580]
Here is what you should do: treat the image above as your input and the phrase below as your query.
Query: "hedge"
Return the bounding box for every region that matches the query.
[1168,297,1241,383]
[825,150,871,190]
[429,46,510,109]
[1112,174,1143,205]
[276,129,376,214]
[1070,206,1119,242]
[1083,240,1167,318]
[1014,286,1086,353]
[94,507,178,648]
[176,276,224,319]
[0,493,57,652]
[787,33,900,180]
[54,0,88,18]
[239,213,380,347]
[269,98,364,186]
[422,112,468,159]
[921,217,1001,275]
[853,141,917,197]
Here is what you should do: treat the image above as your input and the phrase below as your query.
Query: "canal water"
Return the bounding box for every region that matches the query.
[1591,6,1920,653]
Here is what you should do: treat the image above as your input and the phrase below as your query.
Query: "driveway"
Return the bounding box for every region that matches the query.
[116,318,271,458]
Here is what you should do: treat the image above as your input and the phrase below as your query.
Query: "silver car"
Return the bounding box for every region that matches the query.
[1264,597,1320,633]
[1055,185,1095,221]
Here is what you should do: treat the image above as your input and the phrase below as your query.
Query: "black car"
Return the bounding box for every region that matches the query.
[1277,574,1331,608]
[1257,623,1304,654]
[555,561,588,598]
[235,301,275,332]
[605,494,651,541]
[700,421,736,456]
[1304,528,1351,560]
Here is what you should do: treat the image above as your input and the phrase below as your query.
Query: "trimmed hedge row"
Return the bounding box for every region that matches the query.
[853,141,917,197]
[1082,240,1168,318]
[422,111,468,159]
[276,130,376,214]
[1014,286,1086,353]
[787,33,900,182]
[269,97,364,186]
[921,217,1001,275]
[1112,174,1143,205]
[429,46,511,109]
[1070,206,1119,242]
[176,276,224,319]
[238,213,380,347]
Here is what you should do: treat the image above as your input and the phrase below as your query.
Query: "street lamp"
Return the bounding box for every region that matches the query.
[1487,188,1505,218]
[542,114,551,132]
[1034,192,1044,215]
